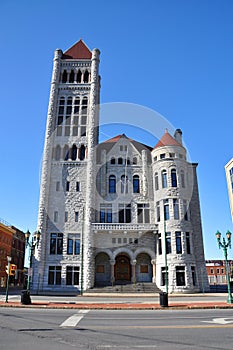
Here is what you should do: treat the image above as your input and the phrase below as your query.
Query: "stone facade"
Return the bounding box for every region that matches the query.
[32,40,209,293]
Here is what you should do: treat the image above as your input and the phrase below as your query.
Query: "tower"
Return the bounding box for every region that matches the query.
[32,40,100,292]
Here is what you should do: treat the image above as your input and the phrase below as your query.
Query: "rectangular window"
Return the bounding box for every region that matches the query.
[140,265,148,273]
[119,204,131,223]
[191,266,196,286]
[50,233,63,255]
[156,201,160,222]
[66,181,70,192]
[67,234,80,255]
[73,126,78,136]
[65,211,68,222]
[56,181,60,191]
[54,211,58,223]
[76,181,80,192]
[164,199,169,220]
[48,266,61,285]
[161,267,168,286]
[173,199,179,220]
[65,126,70,136]
[56,126,62,136]
[99,204,112,223]
[186,232,191,254]
[160,153,165,159]
[75,211,79,222]
[165,232,172,254]
[183,200,189,221]
[66,266,80,285]
[137,203,150,223]
[176,266,185,286]
[158,233,162,255]
[175,231,182,254]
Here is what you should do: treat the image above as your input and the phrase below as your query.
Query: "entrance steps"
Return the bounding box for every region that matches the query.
[85,282,162,294]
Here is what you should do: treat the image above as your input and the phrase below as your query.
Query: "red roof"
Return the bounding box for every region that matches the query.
[62,39,92,59]
[103,134,132,143]
[154,129,182,149]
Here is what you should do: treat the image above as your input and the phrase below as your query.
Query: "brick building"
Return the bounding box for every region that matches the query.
[32,39,209,294]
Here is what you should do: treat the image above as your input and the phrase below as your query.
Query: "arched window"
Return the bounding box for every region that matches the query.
[77,70,82,83]
[69,70,74,83]
[171,169,177,187]
[83,70,89,83]
[74,97,80,116]
[126,158,130,165]
[118,157,123,165]
[63,145,69,161]
[71,144,77,161]
[121,175,128,194]
[79,145,86,161]
[109,175,116,193]
[54,145,61,161]
[62,70,67,83]
[162,170,167,188]
[181,170,185,188]
[133,175,140,193]
[82,97,88,105]
[133,157,137,165]
[154,172,159,191]
[110,158,115,164]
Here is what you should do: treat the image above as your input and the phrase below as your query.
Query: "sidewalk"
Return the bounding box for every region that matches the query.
[1,293,233,310]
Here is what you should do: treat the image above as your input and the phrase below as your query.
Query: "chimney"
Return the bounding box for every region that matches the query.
[174,129,182,145]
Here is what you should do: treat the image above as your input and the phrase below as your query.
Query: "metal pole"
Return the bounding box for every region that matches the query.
[5,257,11,303]
[80,209,85,296]
[164,221,168,294]
[27,246,32,291]
[223,246,233,304]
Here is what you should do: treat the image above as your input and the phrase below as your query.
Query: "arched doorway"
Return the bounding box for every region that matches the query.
[95,252,111,286]
[115,254,131,282]
[136,253,152,282]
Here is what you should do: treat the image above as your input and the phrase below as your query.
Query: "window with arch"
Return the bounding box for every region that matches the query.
[62,70,67,83]
[181,170,185,188]
[118,157,123,165]
[154,172,159,190]
[69,70,74,83]
[79,145,86,161]
[77,70,82,83]
[63,145,69,161]
[133,175,140,193]
[54,145,61,161]
[109,175,116,193]
[161,170,167,188]
[171,169,177,187]
[110,158,115,164]
[121,175,128,194]
[83,70,89,83]
[74,97,80,115]
[71,144,77,161]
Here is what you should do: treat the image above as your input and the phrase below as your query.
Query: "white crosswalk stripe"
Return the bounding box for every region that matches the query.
[59,310,90,328]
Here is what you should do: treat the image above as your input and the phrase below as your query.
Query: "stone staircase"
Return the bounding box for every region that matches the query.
[85,282,162,294]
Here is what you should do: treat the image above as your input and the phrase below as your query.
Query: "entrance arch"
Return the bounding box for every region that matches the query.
[115,254,131,282]
[95,252,111,286]
[136,253,153,282]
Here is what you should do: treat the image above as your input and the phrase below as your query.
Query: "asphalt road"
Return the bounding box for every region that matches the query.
[1,308,233,349]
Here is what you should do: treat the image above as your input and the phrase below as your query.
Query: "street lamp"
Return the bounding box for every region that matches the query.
[25,230,41,291]
[215,230,233,304]
[5,255,12,303]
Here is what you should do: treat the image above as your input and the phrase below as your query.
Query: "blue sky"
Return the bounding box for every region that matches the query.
[0,0,233,259]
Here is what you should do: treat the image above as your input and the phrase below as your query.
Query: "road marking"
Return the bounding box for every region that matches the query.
[202,317,233,325]
[59,310,89,328]
[84,324,233,329]
[97,347,156,349]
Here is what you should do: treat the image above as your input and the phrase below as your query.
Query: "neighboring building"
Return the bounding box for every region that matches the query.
[0,219,26,287]
[206,260,233,285]
[225,158,233,221]
[32,39,209,294]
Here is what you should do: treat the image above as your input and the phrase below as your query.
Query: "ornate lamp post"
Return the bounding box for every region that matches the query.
[215,230,233,304]
[25,230,41,291]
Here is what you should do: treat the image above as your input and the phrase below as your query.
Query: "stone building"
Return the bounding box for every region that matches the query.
[32,39,209,293]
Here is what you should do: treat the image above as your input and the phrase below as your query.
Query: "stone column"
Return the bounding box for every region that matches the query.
[33,49,62,291]
[110,260,115,285]
[151,259,156,283]
[131,259,137,283]
[83,48,100,290]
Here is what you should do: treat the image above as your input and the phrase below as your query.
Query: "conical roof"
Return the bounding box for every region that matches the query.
[62,39,92,59]
[153,129,182,149]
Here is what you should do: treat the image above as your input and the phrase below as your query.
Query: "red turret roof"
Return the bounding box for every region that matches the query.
[62,39,92,59]
[154,129,182,149]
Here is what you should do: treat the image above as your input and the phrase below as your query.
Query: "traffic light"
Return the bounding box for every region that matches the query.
[10,264,17,276]
[5,265,9,275]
